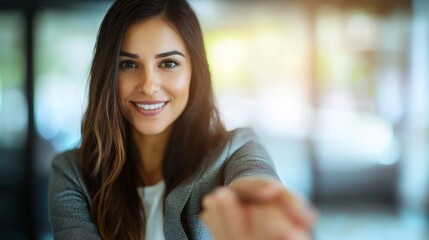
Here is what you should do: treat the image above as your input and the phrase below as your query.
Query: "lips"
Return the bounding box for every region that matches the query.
[132,100,169,116]
[134,101,167,110]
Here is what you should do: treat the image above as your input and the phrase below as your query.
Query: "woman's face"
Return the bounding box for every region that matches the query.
[118,18,192,137]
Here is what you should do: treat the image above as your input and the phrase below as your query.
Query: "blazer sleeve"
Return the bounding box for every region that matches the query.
[48,151,101,240]
[223,129,280,185]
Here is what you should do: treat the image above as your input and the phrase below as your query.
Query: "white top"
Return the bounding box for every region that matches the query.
[138,180,166,240]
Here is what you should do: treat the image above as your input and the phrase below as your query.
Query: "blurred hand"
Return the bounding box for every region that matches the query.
[228,177,317,230]
[200,177,317,240]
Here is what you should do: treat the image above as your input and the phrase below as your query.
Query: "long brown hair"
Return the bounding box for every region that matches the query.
[78,0,226,239]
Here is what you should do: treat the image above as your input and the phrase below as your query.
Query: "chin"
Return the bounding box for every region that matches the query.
[134,123,172,137]
[137,127,165,136]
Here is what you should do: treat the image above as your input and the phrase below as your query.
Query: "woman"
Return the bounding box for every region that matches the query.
[48,0,316,239]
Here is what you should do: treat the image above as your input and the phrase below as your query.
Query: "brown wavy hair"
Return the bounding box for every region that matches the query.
[78,0,226,239]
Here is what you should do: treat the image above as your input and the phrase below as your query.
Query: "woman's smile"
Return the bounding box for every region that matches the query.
[132,100,170,116]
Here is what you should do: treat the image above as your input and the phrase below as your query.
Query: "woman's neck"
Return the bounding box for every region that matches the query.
[131,126,172,186]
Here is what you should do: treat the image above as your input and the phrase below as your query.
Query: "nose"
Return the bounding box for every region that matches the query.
[137,68,160,96]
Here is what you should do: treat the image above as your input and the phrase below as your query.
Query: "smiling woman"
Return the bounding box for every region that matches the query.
[47,0,316,239]
[118,18,192,138]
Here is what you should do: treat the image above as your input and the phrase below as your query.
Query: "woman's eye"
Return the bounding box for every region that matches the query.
[119,61,137,69]
[160,60,178,69]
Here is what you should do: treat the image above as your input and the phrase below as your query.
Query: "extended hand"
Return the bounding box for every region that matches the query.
[228,177,317,230]
[200,177,317,240]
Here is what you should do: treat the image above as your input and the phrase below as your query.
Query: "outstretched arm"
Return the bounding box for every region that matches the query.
[200,131,317,240]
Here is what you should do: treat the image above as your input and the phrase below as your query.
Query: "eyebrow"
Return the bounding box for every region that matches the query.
[119,50,185,59]
[119,51,139,58]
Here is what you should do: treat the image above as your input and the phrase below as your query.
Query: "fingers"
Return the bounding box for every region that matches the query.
[275,191,318,230]
[229,177,318,230]
[200,187,248,240]
[228,177,284,203]
[248,204,311,240]
[201,186,314,240]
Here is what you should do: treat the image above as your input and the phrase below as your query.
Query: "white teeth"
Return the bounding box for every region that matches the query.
[135,102,166,110]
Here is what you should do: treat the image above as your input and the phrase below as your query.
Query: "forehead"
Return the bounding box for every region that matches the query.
[121,17,187,54]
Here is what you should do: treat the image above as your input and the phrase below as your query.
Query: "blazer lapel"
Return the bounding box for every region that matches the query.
[163,163,206,239]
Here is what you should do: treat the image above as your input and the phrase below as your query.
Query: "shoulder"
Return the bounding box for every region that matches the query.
[49,149,100,239]
[205,127,267,163]
[221,128,278,183]
[223,127,267,159]
[51,149,82,180]
[202,127,275,176]
[227,127,259,145]
[50,149,90,199]
[52,149,78,168]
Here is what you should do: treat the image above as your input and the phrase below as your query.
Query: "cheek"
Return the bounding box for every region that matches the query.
[167,72,191,100]
[118,77,133,102]
[117,77,137,118]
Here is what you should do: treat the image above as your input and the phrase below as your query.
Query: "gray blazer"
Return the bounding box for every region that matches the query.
[49,128,279,239]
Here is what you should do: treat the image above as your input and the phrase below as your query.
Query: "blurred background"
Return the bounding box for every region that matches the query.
[0,0,428,239]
